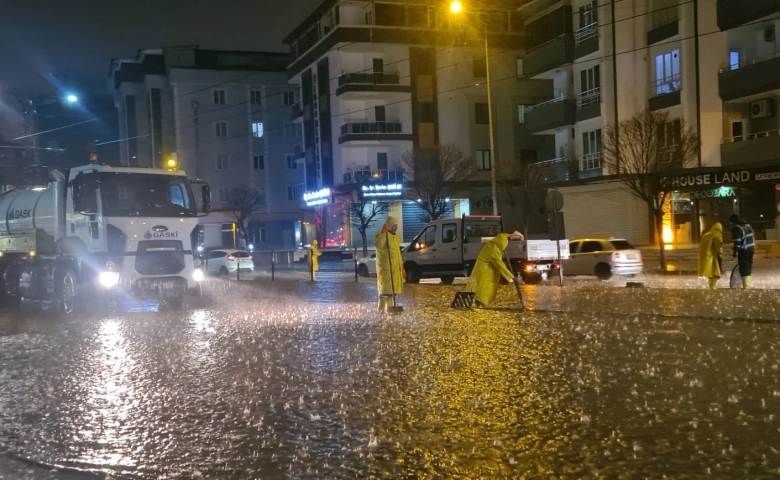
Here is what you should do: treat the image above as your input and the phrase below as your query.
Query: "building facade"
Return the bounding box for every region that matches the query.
[283,0,554,247]
[519,0,780,245]
[108,46,306,250]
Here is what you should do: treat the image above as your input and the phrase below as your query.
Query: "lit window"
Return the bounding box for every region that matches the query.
[252,122,264,138]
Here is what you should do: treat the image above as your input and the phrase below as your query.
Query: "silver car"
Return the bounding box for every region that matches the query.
[562,238,643,280]
[205,249,255,276]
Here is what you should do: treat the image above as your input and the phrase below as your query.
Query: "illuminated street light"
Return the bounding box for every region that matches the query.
[66,94,78,103]
[449,1,498,215]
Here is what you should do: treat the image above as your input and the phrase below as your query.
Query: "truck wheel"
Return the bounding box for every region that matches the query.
[520,272,542,285]
[595,263,612,280]
[358,264,369,277]
[440,276,455,285]
[405,266,420,284]
[56,269,79,314]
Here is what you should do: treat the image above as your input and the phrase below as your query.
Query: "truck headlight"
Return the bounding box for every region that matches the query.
[192,268,204,282]
[99,271,120,288]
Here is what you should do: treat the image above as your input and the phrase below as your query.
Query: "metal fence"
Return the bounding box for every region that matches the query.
[202,248,369,283]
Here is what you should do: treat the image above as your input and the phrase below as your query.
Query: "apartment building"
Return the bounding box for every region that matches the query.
[108,47,305,250]
[283,0,553,246]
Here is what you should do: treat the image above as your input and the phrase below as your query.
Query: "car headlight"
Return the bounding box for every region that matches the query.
[193,257,203,268]
[192,268,204,282]
[105,260,116,270]
[99,271,120,288]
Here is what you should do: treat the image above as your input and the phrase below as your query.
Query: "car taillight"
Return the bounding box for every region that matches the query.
[227,255,236,261]
[248,255,253,260]
[552,262,560,270]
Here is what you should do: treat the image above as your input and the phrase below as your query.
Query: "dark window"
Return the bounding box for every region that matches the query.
[375,105,386,122]
[473,56,487,78]
[569,242,580,254]
[373,58,384,73]
[475,103,489,124]
[377,153,388,170]
[407,5,429,27]
[254,155,264,170]
[419,102,435,122]
[208,251,226,259]
[580,241,603,253]
[610,240,634,250]
[520,149,538,163]
[442,223,457,243]
[526,5,573,51]
[375,3,405,26]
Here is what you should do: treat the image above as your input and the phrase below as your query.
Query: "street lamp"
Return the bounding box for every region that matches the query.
[449,1,498,215]
[66,94,79,104]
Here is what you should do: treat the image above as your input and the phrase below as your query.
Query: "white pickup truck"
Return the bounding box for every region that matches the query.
[402,215,569,285]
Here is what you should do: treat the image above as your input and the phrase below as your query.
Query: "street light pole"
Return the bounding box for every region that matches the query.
[484,21,498,216]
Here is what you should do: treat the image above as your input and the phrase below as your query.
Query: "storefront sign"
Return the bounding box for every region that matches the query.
[665,171,750,188]
[303,188,331,207]
[689,186,736,199]
[360,183,403,200]
[756,172,780,181]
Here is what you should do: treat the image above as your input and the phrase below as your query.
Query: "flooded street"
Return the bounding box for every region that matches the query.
[1,281,779,478]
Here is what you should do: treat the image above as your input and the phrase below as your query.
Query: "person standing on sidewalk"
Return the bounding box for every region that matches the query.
[697,222,723,289]
[729,214,755,289]
[375,216,404,313]
[308,239,322,281]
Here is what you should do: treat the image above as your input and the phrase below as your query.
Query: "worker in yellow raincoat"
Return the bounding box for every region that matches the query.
[308,239,322,281]
[466,233,519,307]
[697,222,723,289]
[375,216,404,312]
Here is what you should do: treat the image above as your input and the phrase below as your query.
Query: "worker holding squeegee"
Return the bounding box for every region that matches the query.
[375,216,405,314]
[466,233,522,308]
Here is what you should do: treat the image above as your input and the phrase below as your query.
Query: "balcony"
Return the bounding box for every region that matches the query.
[579,152,603,179]
[336,72,411,96]
[338,121,413,144]
[717,0,780,31]
[719,54,780,101]
[524,34,575,78]
[291,101,303,120]
[647,5,679,45]
[649,74,682,111]
[342,168,404,185]
[533,157,573,183]
[526,96,576,134]
[574,23,599,59]
[576,87,601,122]
[721,129,780,166]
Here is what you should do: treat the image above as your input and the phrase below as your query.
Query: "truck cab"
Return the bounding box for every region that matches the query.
[402,215,568,285]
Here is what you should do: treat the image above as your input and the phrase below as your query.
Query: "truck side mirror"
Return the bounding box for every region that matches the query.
[201,185,211,213]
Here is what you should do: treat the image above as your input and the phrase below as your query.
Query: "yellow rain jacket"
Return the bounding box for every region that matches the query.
[697,222,723,278]
[466,233,515,306]
[375,220,404,296]
[308,240,322,272]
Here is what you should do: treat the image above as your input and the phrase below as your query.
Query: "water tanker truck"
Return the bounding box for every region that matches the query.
[0,163,211,312]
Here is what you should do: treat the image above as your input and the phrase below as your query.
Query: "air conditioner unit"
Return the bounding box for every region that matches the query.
[473,199,484,209]
[751,99,773,119]
[485,198,494,208]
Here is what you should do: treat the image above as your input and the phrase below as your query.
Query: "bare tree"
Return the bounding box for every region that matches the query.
[346,199,389,257]
[497,160,543,239]
[402,144,475,221]
[602,109,699,271]
[226,185,266,247]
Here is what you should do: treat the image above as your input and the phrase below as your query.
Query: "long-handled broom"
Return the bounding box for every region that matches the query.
[385,232,404,314]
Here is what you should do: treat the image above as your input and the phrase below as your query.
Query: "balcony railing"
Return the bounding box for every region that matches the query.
[343,168,404,184]
[533,157,571,182]
[654,74,681,96]
[526,95,577,134]
[338,72,401,86]
[339,121,403,135]
[577,87,601,107]
[343,169,372,184]
[718,52,780,101]
[581,152,602,171]
[720,128,780,166]
[576,22,598,44]
[723,128,780,143]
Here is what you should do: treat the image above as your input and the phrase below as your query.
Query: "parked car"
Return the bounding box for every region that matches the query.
[205,249,255,275]
[562,238,643,280]
[357,244,408,277]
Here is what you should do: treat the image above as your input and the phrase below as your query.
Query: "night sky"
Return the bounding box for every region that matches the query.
[0,0,320,140]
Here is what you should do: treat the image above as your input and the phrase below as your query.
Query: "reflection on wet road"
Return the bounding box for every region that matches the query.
[1,281,779,478]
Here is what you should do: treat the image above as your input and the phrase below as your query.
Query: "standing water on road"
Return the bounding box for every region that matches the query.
[0,282,778,478]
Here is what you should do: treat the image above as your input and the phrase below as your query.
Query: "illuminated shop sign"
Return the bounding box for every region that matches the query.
[665,171,749,188]
[360,183,403,200]
[689,186,735,199]
[303,188,331,207]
